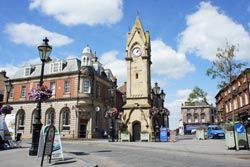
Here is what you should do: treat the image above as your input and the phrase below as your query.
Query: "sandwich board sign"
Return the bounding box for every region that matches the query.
[37,124,64,162]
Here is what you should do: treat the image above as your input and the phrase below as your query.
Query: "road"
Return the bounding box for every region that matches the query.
[62,137,250,167]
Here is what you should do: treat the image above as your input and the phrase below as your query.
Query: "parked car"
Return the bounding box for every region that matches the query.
[207,125,225,139]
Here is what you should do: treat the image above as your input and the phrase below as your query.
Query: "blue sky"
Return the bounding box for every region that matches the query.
[1,0,250,129]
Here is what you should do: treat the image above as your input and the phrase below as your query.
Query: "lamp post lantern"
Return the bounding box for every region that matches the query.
[29,37,52,156]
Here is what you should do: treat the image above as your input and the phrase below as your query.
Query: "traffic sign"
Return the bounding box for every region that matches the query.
[234,123,245,134]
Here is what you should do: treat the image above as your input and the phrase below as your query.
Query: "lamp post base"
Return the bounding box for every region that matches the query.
[29,122,43,156]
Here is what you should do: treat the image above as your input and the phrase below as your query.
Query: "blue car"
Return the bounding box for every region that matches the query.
[207,125,225,139]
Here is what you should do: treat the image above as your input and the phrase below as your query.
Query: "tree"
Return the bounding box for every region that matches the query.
[188,86,208,104]
[206,42,246,89]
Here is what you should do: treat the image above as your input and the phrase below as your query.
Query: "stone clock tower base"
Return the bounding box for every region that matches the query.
[121,15,153,141]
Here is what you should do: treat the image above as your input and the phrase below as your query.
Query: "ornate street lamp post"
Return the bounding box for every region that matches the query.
[29,37,52,156]
[152,82,160,141]
[160,89,166,127]
[109,87,115,142]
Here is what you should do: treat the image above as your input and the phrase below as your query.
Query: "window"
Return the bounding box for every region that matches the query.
[21,86,26,97]
[245,93,248,104]
[50,62,62,73]
[136,73,138,79]
[64,80,70,94]
[83,79,90,93]
[201,114,205,123]
[46,109,55,125]
[50,82,56,96]
[9,87,14,98]
[239,95,243,107]
[61,108,70,131]
[194,114,199,123]
[233,99,237,110]
[16,110,25,130]
[24,67,31,76]
[187,114,191,123]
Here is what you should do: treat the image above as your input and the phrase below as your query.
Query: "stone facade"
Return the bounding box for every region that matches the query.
[4,46,123,139]
[122,16,153,141]
[181,101,215,134]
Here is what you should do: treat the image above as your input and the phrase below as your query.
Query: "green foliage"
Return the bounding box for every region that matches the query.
[188,86,208,104]
[206,42,246,89]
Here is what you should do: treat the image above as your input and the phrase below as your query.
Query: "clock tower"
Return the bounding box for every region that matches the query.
[122,16,152,141]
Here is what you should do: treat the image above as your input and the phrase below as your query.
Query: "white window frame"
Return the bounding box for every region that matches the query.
[24,67,31,76]
[83,79,91,93]
[21,85,26,97]
[62,110,71,131]
[64,80,70,94]
[50,62,62,73]
[17,110,25,130]
[50,82,56,96]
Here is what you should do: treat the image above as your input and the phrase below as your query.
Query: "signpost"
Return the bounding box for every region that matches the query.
[233,123,249,151]
[41,124,55,167]
[234,123,245,134]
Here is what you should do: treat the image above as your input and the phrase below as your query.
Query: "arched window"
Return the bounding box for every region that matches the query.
[30,109,36,133]
[16,109,25,130]
[46,108,55,125]
[201,113,206,123]
[60,107,71,131]
[187,114,191,123]
[194,114,199,123]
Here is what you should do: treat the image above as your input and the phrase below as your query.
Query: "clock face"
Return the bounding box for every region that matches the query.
[132,47,141,57]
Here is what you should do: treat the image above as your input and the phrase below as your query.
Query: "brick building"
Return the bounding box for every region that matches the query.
[3,45,123,139]
[181,101,215,134]
[215,68,250,126]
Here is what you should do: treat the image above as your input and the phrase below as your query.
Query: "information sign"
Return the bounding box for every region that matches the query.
[234,123,245,134]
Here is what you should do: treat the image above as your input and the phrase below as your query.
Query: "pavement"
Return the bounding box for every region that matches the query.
[0,136,249,167]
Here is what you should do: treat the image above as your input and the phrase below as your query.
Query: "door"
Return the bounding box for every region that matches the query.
[79,124,86,138]
[133,122,141,141]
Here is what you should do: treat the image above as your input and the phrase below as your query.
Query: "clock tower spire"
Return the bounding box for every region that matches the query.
[122,16,152,141]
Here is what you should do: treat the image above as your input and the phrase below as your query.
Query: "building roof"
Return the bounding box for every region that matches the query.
[12,58,81,79]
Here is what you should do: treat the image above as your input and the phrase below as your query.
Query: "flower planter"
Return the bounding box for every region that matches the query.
[225,131,248,150]
[120,133,130,142]
[225,131,235,149]
[196,129,207,140]
[140,133,149,142]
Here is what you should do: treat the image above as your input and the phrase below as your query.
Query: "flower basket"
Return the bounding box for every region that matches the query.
[28,85,52,102]
[105,108,119,118]
[0,105,13,115]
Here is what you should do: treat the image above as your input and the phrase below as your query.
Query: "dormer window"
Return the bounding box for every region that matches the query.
[24,67,31,76]
[24,66,34,76]
[50,62,63,73]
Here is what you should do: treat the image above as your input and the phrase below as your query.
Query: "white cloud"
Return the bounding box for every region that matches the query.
[29,0,123,26]
[151,39,195,79]
[4,22,73,47]
[99,50,126,86]
[166,89,192,129]
[178,2,250,61]
[0,64,19,78]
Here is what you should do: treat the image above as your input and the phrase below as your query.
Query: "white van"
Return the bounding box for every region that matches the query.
[0,114,15,147]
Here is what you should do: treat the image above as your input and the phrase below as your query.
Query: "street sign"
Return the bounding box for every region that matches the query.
[234,123,245,134]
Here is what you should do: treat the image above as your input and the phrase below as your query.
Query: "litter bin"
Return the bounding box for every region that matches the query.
[160,127,168,142]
